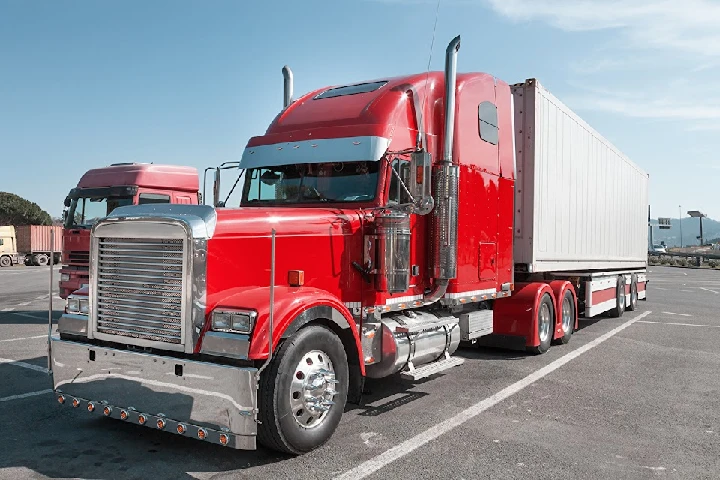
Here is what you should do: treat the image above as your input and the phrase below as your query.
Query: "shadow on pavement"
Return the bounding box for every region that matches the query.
[0,309,63,325]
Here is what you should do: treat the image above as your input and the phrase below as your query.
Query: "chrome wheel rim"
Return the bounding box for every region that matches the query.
[618,283,626,309]
[539,302,551,343]
[289,350,338,429]
[561,297,573,334]
[631,284,637,306]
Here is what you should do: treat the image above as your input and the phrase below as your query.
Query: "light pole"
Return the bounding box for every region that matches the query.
[679,205,683,248]
[688,210,707,246]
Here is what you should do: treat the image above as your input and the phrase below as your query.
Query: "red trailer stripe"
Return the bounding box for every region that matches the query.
[592,288,616,305]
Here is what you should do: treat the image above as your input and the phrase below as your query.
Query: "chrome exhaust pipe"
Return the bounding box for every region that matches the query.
[443,35,460,164]
[282,65,293,108]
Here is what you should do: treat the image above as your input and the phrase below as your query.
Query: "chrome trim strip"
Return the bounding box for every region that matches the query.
[239,135,391,169]
[58,313,88,336]
[200,332,250,360]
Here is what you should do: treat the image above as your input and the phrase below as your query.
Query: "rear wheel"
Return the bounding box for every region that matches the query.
[608,276,626,318]
[258,325,348,454]
[528,293,554,354]
[0,256,11,268]
[34,254,49,266]
[553,289,575,345]
[627,275,638,311]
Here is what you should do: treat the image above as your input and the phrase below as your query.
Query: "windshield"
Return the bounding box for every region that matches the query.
[240,161,379,205]
[65,196,133,228]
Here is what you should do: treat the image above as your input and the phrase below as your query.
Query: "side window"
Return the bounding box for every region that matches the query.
[0,239,4,246]
[138,193,171,205]
[388,158,411,205]
[478,101,499,145]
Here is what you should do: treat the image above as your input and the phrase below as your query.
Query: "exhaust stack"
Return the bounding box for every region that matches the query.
[425,35,461,303]
[282,65,294,108]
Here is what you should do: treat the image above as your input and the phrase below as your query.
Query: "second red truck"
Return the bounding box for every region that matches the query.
[51,35,649,454]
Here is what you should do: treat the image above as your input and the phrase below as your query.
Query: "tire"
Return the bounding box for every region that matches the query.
[0,256,11,268]
[627,275,638,311]
[24,255,35,266]
[553,289,575,345]
[527,293,554,355]
[257,325,349,454]
[34,254,49,266]
[608,276,626,318]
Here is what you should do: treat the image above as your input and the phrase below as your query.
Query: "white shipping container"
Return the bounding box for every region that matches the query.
[511,79,649,273]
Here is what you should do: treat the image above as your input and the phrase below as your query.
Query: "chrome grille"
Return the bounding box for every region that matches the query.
[96,237,185,345]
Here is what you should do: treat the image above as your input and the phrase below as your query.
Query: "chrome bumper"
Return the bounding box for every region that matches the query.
[50,336,258,449]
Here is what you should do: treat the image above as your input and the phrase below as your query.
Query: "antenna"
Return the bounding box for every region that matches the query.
[419,0,442,146]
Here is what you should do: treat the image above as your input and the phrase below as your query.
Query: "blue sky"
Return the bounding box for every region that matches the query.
[1,0,718,222]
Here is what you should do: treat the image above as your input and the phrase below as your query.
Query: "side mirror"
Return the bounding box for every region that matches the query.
[212,167,221,207]
[409,151,434,215]
[64,197,71,207]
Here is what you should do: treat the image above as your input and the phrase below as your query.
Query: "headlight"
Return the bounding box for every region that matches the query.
[79,299,89,314]
[60,273,70,282]
[211,309,256,334]
[66,298,80,313]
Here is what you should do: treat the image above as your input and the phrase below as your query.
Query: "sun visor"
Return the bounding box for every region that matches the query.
[239,136,390,169]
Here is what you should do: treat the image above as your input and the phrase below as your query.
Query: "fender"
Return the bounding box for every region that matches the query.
[198,285,365,375]
[548,280,578,340]
[493,282,556,348]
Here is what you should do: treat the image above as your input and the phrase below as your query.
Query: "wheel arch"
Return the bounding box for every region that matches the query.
[548,280,578,338]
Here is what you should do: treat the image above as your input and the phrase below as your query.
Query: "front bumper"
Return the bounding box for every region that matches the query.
[51,336,258,449]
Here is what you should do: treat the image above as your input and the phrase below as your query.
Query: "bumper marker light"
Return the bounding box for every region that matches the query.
[197,428,207,440]
[87,402,95,412]
[219,433,229,446]
[120,410,128,420]
[57,395,65,405]
[138,414,147,425]
[103,406,112,416]
[176,424,186,434]
[72,398,80,408]
[156,418,166,430]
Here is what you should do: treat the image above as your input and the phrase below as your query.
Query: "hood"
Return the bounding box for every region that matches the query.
[212,207,363,239]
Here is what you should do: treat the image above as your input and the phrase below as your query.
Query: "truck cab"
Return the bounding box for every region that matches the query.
[59,163,200,298]
[0,226,17,267]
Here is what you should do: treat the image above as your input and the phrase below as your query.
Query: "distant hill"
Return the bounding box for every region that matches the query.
[650,216,720,247]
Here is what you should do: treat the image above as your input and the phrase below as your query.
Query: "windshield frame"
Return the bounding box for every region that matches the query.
[65,192,135,228]
[239,161,385,208]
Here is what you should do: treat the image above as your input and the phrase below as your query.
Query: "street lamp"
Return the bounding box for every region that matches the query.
[687,210,707,246]
[679,205,683,248]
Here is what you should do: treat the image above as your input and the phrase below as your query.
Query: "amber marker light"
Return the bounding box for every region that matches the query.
[197,428,207,440]
[120,410,128,420]
[103,406,112,416]
[219,433,229,446]
[176,424,186,434]
[57,395,65,404]
[288,270,304,287]
[87,402,95,412]
[72,398,80,408]
[138,414,147,425]
[156,418,166,430]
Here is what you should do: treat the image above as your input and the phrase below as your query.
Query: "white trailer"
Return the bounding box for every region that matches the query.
[511,78,648,318]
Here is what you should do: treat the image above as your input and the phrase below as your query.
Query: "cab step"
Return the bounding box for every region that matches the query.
[400,355,465,381]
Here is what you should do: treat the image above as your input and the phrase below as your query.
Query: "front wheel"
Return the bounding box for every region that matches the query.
[0,256,11,267]
[257,325,348,454]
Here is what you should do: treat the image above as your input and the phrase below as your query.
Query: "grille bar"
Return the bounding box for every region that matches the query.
[95,236,185,346]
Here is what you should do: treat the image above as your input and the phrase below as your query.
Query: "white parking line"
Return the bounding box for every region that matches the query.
[0,335,46,343]
[700,287,719,294]
[661,312,692,317]
[0,358,48,374]
[334,310,653,480]
[0,389,52,403]
[1,307,15,312]
[17,301,31,306]
[637,320,720,329]
[5,311,53,320]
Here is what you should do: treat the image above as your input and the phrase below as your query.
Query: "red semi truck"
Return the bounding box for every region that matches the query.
[51,36,648,454]
[59,163,201,298]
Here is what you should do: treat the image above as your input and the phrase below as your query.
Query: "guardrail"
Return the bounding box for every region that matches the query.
[648,250,720,268]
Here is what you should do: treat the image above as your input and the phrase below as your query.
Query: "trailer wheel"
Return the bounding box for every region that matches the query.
[608,276,626,318]
[0,256,11,268]
[34,254,49,266]
[528,293,554,355]
[627,275,638,311]
[553,289,575,345]
[258,324,348,454]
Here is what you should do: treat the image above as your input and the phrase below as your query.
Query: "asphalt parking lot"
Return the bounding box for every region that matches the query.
[1,265,718,479]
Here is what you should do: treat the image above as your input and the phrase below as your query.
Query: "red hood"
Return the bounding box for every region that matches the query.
[212,207,364,239]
